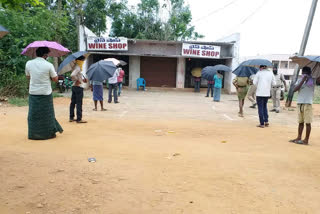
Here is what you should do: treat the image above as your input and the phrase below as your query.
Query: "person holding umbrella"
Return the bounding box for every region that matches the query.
[25,47,63,139]
[233,75,250,117]
[69,56,88,123]
[232,62,259,117]
[213,71,223,102]
[290,66,320,145]
[253,65,276,128]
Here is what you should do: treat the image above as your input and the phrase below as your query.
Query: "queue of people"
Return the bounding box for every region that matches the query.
[25,47,126,140]
[25,49,319,145]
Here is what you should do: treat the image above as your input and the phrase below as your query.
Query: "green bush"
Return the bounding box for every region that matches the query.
[0,69,28,97]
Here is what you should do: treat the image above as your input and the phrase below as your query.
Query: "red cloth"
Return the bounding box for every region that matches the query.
[117,69,125,82]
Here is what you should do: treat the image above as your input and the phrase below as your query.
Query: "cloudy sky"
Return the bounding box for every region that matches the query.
[126,0,320,57]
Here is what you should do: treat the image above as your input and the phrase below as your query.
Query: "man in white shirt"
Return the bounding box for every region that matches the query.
[247,74,257,108]
[69,56,88,123]
[270,67,287,113]
[253,65,276,128]
[25,47,63,139]
[108,68,120,103]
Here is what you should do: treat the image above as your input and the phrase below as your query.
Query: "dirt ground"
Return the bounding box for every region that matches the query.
[1,88,320,214]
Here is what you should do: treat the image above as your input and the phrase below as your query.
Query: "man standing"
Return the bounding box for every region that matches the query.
[69,56,87,123]
[205,79,214,97]
[290,67,320,145]
[270,67,287,113]
[108,67,120,103]
[194,76,201,92]
[25,47,63,139]
[253,65,276,128]
[117,68,125,97]
[247,74,257,108]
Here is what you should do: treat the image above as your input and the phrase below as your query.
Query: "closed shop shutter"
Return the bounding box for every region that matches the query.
[140,57,177,87]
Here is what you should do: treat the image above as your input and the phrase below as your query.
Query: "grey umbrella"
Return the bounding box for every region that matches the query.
[290,55,320,78]
[86,60,117,82]
[242,59,273,68]
[0,25,9,38]
[201,65,231,81]
[58,51,89,74]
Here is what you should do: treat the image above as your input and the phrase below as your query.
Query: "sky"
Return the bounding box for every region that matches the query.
[126,0,320,57]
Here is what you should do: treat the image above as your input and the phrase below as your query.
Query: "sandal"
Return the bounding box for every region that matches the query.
[295,140,308,145]
[101,108,107,111]
[93,108,97,111]
[289,139,299,143]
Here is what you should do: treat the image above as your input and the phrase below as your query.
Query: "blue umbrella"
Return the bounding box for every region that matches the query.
[58,51,88,74]
[233,63,258,77]
[290,55,320,78]
[86,60,117,82]
[0,25,9,38]
[201,65,231,81]
[242,59,273,68]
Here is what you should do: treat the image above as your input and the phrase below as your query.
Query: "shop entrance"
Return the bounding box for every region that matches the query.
[185,58,227,88]
[140,57,177,87]
[92,54,130,86]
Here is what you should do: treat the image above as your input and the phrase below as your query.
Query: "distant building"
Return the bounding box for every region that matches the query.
[79,26,240,93]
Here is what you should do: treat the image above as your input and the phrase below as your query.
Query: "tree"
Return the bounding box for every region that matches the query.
[83,0,108,36]
[164,0,203,40]
[0,0,44,10]
[108,0,203,41]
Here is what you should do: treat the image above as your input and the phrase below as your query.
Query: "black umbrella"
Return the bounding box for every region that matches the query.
[58,51,88,74]
[86,60,117,82]
[201,65,231,81]
[0,25,9,38]
[242,59,273,68]
[233,63,258,77]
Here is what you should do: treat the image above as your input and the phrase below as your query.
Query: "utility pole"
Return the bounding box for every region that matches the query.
[286,0,318,107]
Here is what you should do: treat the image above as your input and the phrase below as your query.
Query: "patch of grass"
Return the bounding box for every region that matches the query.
[52,92,63,98]
[284,86,320,104]
[8,97,28,107]
[314,86,320,104]
[8,93,64,107]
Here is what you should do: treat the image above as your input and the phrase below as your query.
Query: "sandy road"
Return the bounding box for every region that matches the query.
[1,88,320,214]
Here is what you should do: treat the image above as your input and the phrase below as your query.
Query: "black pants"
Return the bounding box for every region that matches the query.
[70,86,83,121]
[207,84,214,96]
[108,83,118,102]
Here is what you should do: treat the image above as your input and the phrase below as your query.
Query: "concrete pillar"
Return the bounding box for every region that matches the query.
[176,57,186,88]
[129,56,141,88]
[224,59,235,94]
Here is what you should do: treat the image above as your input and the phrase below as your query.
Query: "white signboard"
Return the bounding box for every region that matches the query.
[182,43,221,58]
[87,37,128,51]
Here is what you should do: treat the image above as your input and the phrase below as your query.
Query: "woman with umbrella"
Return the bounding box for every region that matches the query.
[232,65,255,117]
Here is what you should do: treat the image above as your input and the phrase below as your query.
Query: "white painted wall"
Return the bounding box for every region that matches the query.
[176,57,186,88]
[129,56,141,88]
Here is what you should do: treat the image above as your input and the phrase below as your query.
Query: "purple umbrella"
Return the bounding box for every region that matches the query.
[21,41,70,58]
